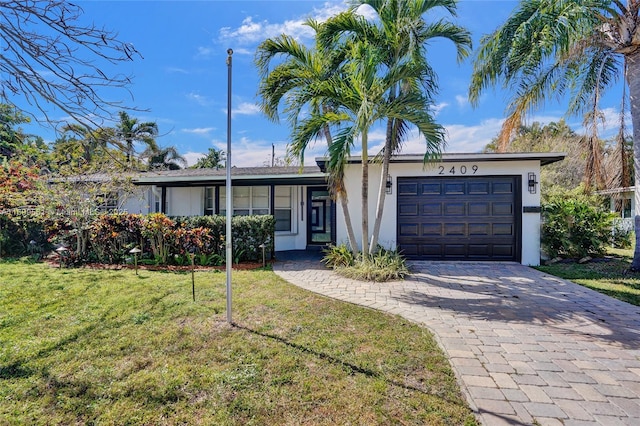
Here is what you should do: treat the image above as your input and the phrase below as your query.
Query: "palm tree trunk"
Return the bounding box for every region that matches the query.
[322,122,358,251]
[625,52,640,270]
[369,118,394,253]
[361,130,369,256]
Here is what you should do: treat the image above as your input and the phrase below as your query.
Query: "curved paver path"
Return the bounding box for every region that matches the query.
[273,260,640,425]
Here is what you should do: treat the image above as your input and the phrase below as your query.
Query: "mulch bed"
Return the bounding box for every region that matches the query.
[43,256,271,271]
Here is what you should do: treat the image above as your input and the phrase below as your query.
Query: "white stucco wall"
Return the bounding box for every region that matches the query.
[336,159,543,266]
[166,187,204,216]
[274,185,307,251]
[119,186,152,214]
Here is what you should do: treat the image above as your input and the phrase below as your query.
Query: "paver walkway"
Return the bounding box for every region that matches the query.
[273,260,640,425]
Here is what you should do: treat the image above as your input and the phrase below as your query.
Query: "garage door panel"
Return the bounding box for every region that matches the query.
[493,182,514,194]
[398,203,419,215]
[422,203,442,215]
[468,245,490,256]
[468,182,490,194]
[398,182,418,195]
[469,202,490,215]
[421,183,441,195]
[399,223,419,236]
[444,202,465,215]
[493,223,514,236]
[421,223,441,236]
[420,244,442,256]
[493,202,514,215]
[444,223,465,236]
[444,244,466,257]
[469,223,490,236]
[444,183,465,195]
[397,176,520,261]
[493,245,514,257]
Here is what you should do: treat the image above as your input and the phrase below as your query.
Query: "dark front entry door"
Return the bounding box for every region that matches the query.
[307,187,335,247]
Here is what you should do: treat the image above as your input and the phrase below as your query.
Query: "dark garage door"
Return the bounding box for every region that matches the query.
[397,176,521,261]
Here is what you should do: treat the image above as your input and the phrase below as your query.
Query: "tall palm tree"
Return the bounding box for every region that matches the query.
[468,0,640,269]
[114,111,158,168]
[255,20,359,251]
[290,39,444,255]
[318,0,471,251]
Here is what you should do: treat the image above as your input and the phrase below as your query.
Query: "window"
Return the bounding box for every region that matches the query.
[219,186,270,216]
[204,187,215,215]
[623,198,632,218]
[275,186,293,232]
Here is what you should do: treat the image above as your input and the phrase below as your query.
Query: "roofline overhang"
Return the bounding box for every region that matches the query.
[133,172,327,187]
[315,152,567,172]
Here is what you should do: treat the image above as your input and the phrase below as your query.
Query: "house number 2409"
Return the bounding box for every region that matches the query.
[438,165,478,175]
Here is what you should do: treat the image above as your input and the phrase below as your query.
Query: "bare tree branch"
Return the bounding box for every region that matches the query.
[0,1,142,129]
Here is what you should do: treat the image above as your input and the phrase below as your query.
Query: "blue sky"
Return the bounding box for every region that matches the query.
[20,0,626,167]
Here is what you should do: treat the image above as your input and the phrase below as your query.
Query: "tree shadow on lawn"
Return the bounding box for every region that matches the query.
[397,262,640,349]
[231,322,473,410]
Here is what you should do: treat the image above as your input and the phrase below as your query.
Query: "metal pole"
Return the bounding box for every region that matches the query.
[225,48,233,324]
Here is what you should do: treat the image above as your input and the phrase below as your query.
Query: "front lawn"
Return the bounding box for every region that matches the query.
[0,261,476,425]
[536,248,640,307]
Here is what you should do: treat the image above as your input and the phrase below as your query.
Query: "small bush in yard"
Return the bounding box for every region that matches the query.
[542,195,616,259]
[331,246,408,282]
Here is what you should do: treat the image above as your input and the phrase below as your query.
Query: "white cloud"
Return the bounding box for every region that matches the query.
[217,2,348,45]
[183,151,206,167]
[396,118,505,154]
[431,102,449,116]
[186,92,212,106]
[182,127,215,136]
[165,67,189,74]
[232,102,261,117]
[455,95,469,108]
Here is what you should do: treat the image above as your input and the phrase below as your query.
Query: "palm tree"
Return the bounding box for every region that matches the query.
[255,20,359,251]
[290,38,444,255]
[468,0,640,268]
[192,147,226,169]
[143,144,187,170]
[114,111,158,168]
[318,0,471,251]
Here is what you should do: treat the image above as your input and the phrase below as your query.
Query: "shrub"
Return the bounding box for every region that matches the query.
[334,247,408,282]
[322,244,354,268]
[141,213,176,264]
[232,215,275,262]
[541,195,616,259]
[90,213,143,263]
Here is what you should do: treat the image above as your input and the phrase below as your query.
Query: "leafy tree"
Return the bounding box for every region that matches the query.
[0,104,30,159]
[468,0,640,268]
[192,147,226,169]
[0,1,140,128]
[484,120,588,197]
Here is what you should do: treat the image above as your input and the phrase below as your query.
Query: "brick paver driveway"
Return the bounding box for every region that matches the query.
[273,260,640,425]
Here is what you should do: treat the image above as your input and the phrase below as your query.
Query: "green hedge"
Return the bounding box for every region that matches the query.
[49,212,274,266]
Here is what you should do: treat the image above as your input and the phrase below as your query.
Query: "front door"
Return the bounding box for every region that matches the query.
[307,187,335,248]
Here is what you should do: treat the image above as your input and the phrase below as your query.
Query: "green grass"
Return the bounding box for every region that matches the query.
[537,248,640,306]
[0,260,477,425]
